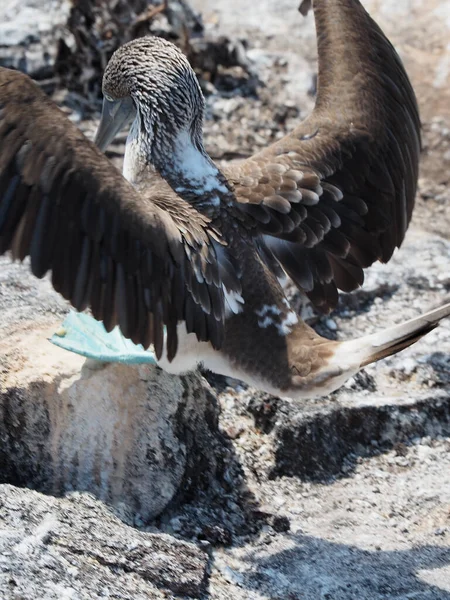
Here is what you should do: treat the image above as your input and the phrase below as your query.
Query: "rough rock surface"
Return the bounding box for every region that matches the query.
[0,485,208,599]
[0,316,227,523]
[0,0,71,80]
[1,0,450,599]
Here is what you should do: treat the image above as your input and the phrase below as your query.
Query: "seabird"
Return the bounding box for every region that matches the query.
[0,0,449,400]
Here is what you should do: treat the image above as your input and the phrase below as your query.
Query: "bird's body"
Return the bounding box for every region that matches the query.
[0,0,449,400]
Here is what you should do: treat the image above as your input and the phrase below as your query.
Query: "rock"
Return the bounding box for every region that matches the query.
[54,0,255,112]
[0,484,208,599]
[247,393,281,434]
[0,0,254,115]
[269,391,450,481]
[0,0,72,80]
[0,260,233,526]
[0,259,256,547]
[0,317,226,524]
[2,1,450,598]
[0,257,68,330]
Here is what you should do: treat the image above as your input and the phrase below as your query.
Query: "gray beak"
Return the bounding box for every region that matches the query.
[94,96,136,152]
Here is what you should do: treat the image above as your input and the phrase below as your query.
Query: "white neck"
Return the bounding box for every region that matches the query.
[123,117,148,184]
[123,118,228,204]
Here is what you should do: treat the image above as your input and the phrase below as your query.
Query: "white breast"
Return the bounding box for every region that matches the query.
[155,323,284,397]
[173,130,228,194]
[123,117,145,183]
[156,323,243,382]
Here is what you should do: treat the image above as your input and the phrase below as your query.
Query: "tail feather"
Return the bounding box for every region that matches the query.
[346,302,450,368]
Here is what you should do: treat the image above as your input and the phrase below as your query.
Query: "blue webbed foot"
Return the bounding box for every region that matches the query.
[50,311,158,365]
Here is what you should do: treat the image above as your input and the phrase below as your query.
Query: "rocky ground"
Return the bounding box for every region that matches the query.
[1,0,450,599]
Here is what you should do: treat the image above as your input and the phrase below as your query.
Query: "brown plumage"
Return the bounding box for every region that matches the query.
[225,0,421,311]
[0,0,448,401]
[0,69,240,361]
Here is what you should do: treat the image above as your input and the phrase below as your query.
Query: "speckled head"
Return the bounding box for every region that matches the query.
[95,36,227,197]
[101,37,204,143]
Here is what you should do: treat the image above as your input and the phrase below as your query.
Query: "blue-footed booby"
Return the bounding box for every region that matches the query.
[0,0,449,400]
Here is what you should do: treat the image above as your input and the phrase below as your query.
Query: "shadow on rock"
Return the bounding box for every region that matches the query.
[269,393,450,483]
[227,533,450,599]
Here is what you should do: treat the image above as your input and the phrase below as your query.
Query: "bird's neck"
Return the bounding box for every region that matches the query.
[123,117,154,185]
[123,116,229,209]
[158,129,229,202]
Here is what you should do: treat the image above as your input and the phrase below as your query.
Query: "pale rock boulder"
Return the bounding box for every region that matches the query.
[0,484,209,599]
[0,319,222,523]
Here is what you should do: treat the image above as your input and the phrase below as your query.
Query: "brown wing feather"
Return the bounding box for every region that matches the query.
[224,0,421,312]
[0,67,240,359]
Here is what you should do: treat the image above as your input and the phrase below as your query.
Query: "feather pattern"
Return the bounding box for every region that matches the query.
[224,0,421,312]
[0,68,241,360]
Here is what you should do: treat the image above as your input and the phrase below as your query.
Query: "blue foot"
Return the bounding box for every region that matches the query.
[50,311,158,365]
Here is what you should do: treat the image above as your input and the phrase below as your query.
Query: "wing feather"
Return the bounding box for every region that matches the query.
[224,0,420,312]
[0,67,240,359]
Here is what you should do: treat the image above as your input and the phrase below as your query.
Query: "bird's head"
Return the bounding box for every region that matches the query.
[95,36,205,157]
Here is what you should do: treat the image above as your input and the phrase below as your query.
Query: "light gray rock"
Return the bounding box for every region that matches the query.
[0,317,224,524]
[1,1,450,599]
[0,0,72,79]
[0,484,208,599]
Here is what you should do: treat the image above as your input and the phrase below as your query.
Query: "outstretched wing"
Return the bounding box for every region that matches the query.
[224,0,420,311]
[0,67,240,360]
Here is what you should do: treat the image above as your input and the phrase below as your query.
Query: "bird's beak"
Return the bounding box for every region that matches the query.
[94,96,136,152]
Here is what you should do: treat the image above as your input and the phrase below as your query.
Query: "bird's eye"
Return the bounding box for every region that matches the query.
[104,93,115,102]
